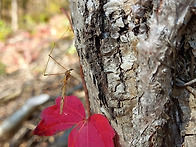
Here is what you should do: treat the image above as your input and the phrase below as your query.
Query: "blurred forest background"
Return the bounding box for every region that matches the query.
[0,0,83,146]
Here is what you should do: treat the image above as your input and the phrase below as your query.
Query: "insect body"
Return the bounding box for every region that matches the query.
[60,69,73,114]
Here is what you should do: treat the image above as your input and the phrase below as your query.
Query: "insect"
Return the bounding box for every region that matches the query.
[44,9,75,114]
[44,35,73,114]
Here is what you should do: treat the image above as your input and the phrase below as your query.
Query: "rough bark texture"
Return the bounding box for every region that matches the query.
[69,0,196,146]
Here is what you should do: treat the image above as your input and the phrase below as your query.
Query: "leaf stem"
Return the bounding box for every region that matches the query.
[80,64,91,118]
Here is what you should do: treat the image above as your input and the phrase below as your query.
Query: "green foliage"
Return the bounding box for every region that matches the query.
[19,14,36,32]
[66,43,76,55]
[23,14,36,26]
[47,2,61,14]
[0,62,6,75]
[46,0,70,15]
[38,14,49,23]
[0,20,12,41]
[1,0,70,32]
[20,13,49,31]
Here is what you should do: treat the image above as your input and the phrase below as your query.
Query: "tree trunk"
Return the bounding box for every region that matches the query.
[11,0,18,31]
[69,0,196,146]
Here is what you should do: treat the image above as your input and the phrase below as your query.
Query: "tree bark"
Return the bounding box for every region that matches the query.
[69,0,196,146]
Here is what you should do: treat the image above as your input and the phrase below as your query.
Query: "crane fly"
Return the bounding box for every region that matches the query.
[44,9,74,114]
[44,36,73,114]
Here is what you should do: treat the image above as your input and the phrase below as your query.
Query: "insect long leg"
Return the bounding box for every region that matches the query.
[48,55,67,70]
[44,27,72,76]
[44,73,65,76]
[44,46,53,76]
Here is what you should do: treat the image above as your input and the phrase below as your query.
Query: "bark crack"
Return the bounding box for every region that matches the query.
[117,48,127,92]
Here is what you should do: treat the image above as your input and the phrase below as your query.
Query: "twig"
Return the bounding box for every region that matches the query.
[0,94,50,137]
[176,78,196,87]
[60,8,73,31]
[176,78,196,98]
[60,8,91,117]
[186,86,196,98]
[80,65,91,118]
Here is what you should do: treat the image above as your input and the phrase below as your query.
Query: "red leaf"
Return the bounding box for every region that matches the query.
[33,95,86,136]
[68,114,115,147]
